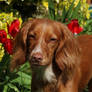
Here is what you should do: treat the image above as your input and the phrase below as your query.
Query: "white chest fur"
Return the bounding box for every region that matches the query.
[43,64,57,83]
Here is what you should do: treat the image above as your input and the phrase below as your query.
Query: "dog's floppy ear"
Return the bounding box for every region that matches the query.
[55,22,80,76]
[10,19,34,71]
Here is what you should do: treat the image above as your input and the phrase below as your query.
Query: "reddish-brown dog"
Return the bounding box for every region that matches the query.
[10,19,92,92]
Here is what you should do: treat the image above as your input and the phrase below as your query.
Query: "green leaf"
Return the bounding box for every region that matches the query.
[61,7,67,22]
[48,0,55,20]
[71,1,81,19]
[0,53,10,68]
[11,71,31,89]
[65,0,75,19]
[19,62,30,72]
[7,83,19,92]
[3,85,8,92]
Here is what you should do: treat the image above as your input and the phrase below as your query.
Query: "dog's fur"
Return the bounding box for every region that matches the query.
[10,19,92,92]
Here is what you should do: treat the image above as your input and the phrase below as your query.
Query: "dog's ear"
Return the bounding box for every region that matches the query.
[55,22,80,74]
[10,19,34,71]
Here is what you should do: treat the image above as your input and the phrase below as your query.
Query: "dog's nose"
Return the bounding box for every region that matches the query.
[32,53,43,62]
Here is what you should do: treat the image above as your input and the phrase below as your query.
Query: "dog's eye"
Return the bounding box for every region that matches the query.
[28,34,35,39]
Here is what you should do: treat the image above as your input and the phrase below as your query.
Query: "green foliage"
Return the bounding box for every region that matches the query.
[48,0,55,20]
[0,12,31,92]
[0,12,22,30]
[0,0,40,20]
[48,0,92,34]
[0,54,31,92]
[48,0,84,22]
[80,19,92,35]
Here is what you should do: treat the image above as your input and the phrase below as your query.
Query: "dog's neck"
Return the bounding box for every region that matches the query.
[31,64,57,92]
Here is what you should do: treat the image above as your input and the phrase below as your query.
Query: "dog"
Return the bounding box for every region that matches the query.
[10,19,92,92]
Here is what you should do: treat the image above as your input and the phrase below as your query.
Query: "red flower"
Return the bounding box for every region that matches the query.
[4,39,13,55]
[67,19,83,34]
[0,30,7,43]
[7,19,20,38]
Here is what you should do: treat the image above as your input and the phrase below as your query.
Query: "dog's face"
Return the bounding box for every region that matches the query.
[10,19,79,72]
[27,22,61,66]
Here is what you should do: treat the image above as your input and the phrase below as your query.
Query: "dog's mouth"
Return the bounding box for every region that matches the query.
[31,62,47,66]
[30,60,48,68]
[31,62,41,66]
[30,62,48,71]
[30,60,44,66]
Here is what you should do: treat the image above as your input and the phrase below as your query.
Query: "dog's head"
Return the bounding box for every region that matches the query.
[10,19,80,72]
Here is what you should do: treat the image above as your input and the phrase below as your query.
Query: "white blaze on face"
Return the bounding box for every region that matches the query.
[31,38,43,56]
[31,23,47,56]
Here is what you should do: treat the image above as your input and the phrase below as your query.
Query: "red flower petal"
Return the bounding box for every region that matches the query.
[78,27,83,33]
[4,39,13,55]
[8,19,20,38]
[0,30,7,43]
[71,19,78,23]
[67,19,83,34]
[67,23,73,30]
[73,27,79,34]
[11,19,20,28]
